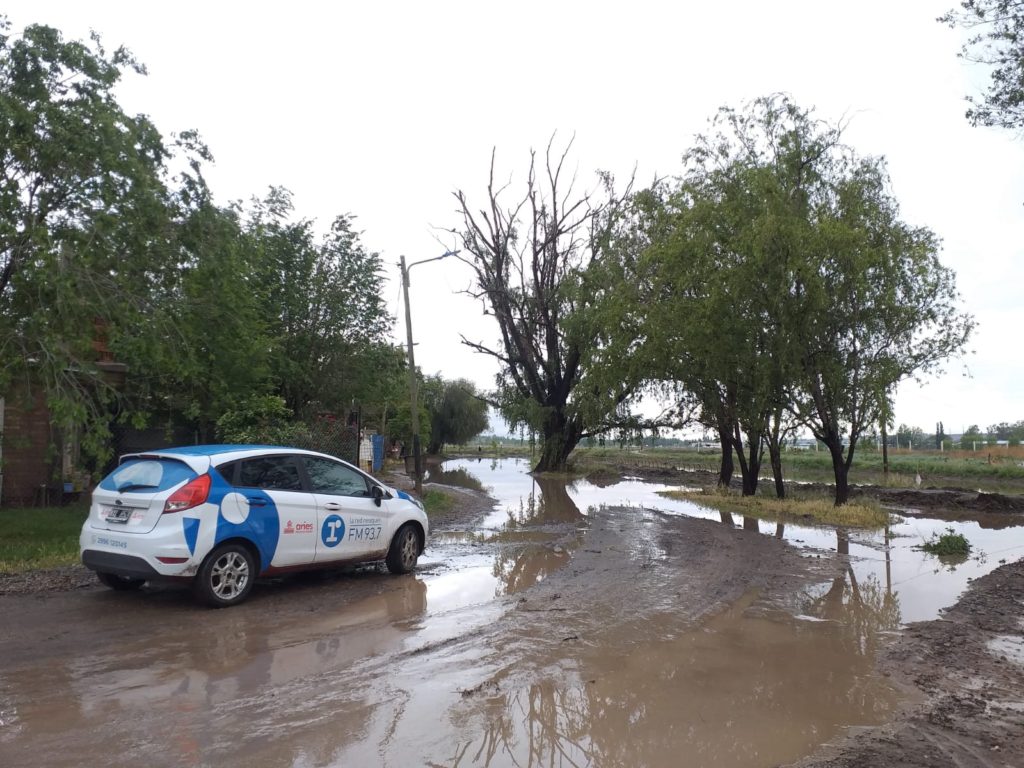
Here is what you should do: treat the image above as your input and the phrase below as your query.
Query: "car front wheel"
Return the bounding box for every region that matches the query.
[194,543,256,608]
[386,524,420,574]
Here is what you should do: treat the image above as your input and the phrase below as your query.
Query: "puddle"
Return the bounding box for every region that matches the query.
[3,457,1022,768]
[441,457,1024,624]
[437,591,899,768]
[989,634,1024,666]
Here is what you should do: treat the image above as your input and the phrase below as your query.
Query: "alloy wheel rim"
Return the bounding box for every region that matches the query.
[211,552,249,599]
[400,532,417,568]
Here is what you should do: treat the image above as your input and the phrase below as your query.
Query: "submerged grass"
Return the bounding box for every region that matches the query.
[658,489,893,528]
[919,527,972,557]
[0,504,88,573]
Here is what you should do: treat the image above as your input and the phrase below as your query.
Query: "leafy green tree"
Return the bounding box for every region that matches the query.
[987,420,1024,442]
[242,188,392,419]
[424,377,490,453]
[166,202,272,441]
[749,98,973,504]
[960,424,983,447]
[0,20,183,459]
[636,96,973,504]
[940,1,1024,130]
[641,137,804,496]
[896,424,926,447]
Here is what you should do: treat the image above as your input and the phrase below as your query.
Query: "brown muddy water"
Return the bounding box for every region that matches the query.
[1,458,1022,768]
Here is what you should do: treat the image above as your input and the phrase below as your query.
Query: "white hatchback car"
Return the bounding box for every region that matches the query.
[80,445,429,607]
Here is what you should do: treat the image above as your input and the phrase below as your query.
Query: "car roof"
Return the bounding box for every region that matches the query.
[155,445,289,457]
[119,445,339,474]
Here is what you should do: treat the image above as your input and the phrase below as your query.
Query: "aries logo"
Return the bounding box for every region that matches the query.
[282,520,313,535]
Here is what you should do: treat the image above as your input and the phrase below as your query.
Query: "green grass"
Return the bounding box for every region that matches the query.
[0,504,89,573]
[658,488,893,528]
[421,488,455,516]
[570,445,1024,490]
[919,527,972,557]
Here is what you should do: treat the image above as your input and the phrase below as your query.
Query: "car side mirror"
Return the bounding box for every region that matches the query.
[371,485,384,507]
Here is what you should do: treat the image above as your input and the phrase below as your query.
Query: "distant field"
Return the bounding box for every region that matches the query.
[563,445,1024,493]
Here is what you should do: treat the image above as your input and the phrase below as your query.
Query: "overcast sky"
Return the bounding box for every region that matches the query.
[7,0,1023,435]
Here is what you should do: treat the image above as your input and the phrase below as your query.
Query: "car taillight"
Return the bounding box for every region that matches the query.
[163,474,211,514]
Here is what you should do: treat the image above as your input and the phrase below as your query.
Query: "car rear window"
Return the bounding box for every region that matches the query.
[99,458,197,493]
[235,456,303,491]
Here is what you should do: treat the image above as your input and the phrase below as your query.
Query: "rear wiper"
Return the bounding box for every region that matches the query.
[116,482,158,492]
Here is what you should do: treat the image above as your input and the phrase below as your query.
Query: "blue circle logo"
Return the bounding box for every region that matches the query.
[321,514,345,547]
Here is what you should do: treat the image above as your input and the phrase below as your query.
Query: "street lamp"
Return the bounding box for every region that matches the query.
[399,250,457,494]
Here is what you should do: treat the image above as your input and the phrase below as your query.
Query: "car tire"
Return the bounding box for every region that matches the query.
[96,572,145,591]
[386,524,420,574]
[193,543,256,608]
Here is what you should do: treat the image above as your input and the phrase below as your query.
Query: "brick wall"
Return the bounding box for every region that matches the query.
[1,386,55,506]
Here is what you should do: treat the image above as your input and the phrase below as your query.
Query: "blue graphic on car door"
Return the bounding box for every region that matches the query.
[321,514,345,548]
[182,518,200,556]
[206,471,281,571]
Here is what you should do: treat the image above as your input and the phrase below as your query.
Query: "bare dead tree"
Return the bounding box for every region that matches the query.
[452,138,635,472]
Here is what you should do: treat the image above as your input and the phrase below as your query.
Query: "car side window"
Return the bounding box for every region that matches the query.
[236,457,303,491]
[302,457,370,497]
[216,461,238,484]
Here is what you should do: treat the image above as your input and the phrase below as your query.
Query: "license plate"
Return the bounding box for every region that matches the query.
[104,505,132,523]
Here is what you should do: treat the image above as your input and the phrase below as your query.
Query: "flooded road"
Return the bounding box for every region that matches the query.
[2,458,1022,767]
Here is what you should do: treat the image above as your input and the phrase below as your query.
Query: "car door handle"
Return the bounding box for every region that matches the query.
[323,502,342,511]
[246,497,268,507]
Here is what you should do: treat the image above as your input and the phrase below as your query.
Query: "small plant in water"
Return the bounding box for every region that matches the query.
[919,527,971,557]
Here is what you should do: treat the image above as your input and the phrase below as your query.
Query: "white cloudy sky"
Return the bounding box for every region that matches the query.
[7,0,1022,435]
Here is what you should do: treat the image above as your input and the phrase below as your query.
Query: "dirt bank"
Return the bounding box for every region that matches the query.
[795,558,1024,768]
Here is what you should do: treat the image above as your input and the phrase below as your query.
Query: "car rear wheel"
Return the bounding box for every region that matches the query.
[96,572,145,591]
[386,524,420,574]
[194,543,256,608]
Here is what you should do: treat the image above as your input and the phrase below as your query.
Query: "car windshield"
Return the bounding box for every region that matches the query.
[100,458,196,494]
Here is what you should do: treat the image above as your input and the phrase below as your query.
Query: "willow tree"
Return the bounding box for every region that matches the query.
[453,140,638,472]
[713,96,974,505]
[639,95,973,504]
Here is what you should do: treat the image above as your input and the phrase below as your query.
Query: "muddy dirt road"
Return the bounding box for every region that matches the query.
[1,461,1022,767]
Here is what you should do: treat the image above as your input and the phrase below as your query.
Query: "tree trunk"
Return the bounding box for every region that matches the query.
[881,421,889,478]
[829,443,851,505]
[741,438,761,497]
[533,410,581,473]
[768,438,785,499]
[767,414,785,498]
[717,426,734,488]
[731,422,762,497]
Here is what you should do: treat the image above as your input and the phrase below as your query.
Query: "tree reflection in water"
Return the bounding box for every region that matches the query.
[504,475,585,527]
[448,593,902,768]
[491,546,572,595]
[424,465,486,492]
[440,469,904,767]
[802,528,903,654]
[490,476,581,593]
